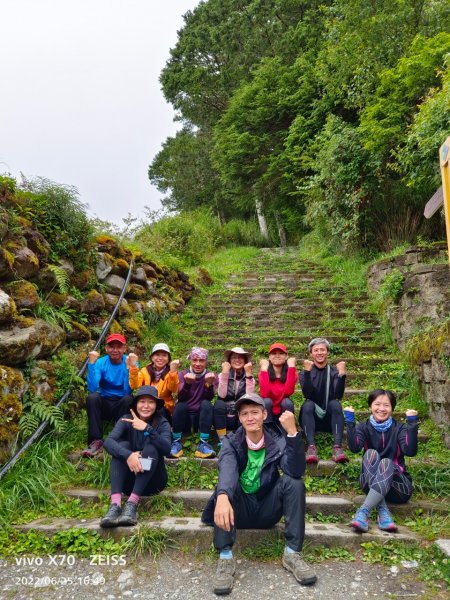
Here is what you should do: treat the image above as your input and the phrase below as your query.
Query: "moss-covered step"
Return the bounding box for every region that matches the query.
[15,517,418,549]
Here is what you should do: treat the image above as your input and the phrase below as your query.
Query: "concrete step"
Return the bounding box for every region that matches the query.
[188,334,380,346]
[15,516,419,550]
[193,314,379,325]
[191,316,377,326]
[228,271,329,280]
[204,298,370,309]
[63,488,444,516]
[63,488,354,516]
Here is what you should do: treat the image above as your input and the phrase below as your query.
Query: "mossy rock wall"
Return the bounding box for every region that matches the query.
[0,205,194,464]
[368,245,450,446]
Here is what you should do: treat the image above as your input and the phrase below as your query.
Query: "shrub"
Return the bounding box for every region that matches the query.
[134,208,220,268]
[16,177,95,269]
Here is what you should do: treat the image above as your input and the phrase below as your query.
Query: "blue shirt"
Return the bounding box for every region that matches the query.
[86,355,131,398]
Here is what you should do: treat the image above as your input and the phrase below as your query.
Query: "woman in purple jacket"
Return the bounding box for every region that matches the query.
[170,347,218,459]
[344,389,418,533]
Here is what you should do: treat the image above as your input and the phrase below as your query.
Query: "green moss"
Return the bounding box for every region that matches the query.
[123,318,142,338]
[406,318,450,364]
[14,315,35,328]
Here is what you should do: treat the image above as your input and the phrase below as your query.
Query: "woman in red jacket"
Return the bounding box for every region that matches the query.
[258,343,297,424]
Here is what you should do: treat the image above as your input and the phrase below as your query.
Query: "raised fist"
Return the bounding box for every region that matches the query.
[287,357,297,368]
[127,352,139,367]
[278,410,297,436]
[205,372,216,385]
[336,361,347,376]
[184,372,196,384]
[221,361,231,374]
[406,409,418,417]
[89,351,100,364]
[259,359,270,371]
[170,359,180,372]
[303,359,314,372]
[244,362,253,376]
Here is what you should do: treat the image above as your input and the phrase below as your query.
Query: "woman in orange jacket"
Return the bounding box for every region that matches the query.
[128,343,179,418]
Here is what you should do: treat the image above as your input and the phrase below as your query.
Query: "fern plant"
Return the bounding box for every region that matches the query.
[48,264,70,294]
[19,395,67,439]
[34,299,74,331]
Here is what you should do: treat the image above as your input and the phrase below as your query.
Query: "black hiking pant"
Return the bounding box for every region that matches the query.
[172,400,213,435]
[300,399,345,445]
[213,475,305,553]
[86,392,132,443]
[110,441,167,497]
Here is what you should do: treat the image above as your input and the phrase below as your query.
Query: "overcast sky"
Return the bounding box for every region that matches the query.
[0,0,199,226]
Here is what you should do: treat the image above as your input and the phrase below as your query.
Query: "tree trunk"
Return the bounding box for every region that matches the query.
[274,211,287,248]
[255,198,270,241]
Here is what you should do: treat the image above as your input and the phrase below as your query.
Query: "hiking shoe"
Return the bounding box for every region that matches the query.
[377,504,398,532]
[118,501,138,526]
[305,444,319,464]
[213,557,235,595]
[350,507,369,533]
[100,503,122,528]
[282,552,317,586]
[170,440,183,458]
[332,445,349,463]
[82,439,103,458]
[195,440,216,458]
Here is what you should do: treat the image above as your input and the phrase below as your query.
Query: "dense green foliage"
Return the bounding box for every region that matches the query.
[149,0,450,251]
[134,207,266,268]
[2,175,95,269]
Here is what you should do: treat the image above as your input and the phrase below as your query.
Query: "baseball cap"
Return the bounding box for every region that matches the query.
[268,342,288,354]
[106,333,126,345]
[235,393,266,412]
[151,343,171,355]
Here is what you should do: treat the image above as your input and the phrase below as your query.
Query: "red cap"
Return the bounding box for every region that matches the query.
[106,333,126,345]
[269,342,287,354]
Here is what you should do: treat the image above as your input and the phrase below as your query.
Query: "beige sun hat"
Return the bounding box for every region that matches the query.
[224,347,251,363]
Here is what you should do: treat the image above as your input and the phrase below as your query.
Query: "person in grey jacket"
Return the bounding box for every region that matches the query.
[100,385,171,528]
[202,393,316,595]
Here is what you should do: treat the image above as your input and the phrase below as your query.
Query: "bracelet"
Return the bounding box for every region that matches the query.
[245,375,253,379]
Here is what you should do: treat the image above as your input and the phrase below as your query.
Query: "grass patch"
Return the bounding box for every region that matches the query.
[122,525,176,560]
[361,540,450,589]
[167,458,218,490]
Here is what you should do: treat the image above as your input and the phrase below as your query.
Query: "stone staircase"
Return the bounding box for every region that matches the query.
[17,248,448,553]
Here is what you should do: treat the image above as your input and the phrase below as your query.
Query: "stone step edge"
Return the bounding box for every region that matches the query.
[67,454,439,473]
[63,488,447,516]
[15,517,419,549]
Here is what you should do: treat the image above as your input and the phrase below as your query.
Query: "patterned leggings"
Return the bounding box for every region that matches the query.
[360,449,413,504]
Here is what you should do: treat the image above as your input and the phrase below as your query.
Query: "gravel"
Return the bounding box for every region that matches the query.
[0,552,439,600]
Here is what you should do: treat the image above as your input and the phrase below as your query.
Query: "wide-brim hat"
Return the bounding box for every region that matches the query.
[224,346,251,363]
[133,385,164,411]
[235,393,266,412]
[151,343,171,362]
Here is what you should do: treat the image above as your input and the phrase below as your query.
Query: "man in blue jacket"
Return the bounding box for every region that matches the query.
[202,392,316,595]
[83,333,133,457]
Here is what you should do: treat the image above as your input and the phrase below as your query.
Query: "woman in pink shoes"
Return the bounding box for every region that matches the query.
[344,389,418,533]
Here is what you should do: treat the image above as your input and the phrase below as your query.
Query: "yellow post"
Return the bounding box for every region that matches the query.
[440,136,450,264]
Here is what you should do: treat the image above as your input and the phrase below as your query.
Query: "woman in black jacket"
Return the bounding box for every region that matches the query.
[344,389,418,533]
[100,385,171,528]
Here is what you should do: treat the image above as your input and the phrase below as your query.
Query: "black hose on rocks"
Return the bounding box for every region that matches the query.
[0,258,134,481]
